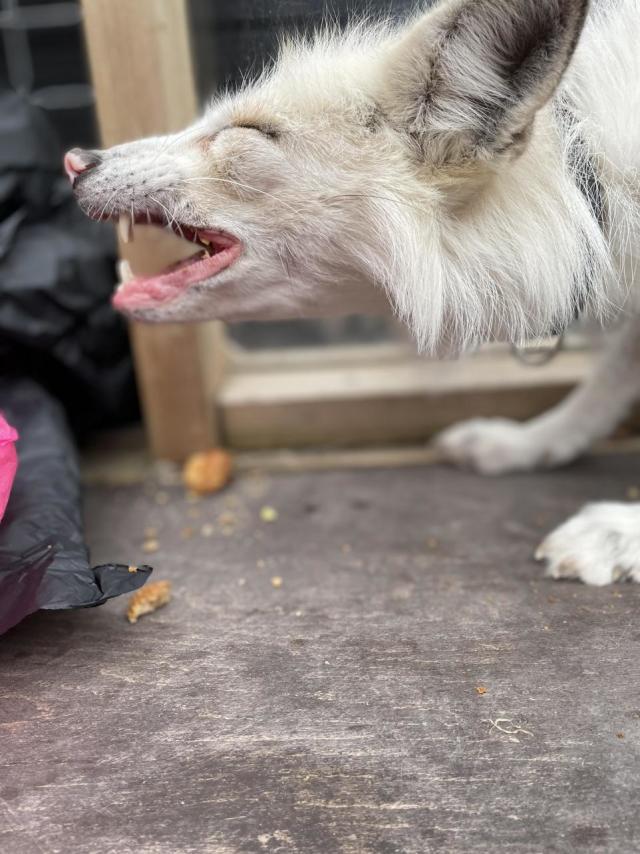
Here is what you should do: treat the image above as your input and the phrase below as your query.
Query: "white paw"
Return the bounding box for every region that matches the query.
[434,418,570,475]
[536,503,640,586]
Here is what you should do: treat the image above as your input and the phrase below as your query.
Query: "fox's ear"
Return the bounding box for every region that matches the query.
[379,0,588,165]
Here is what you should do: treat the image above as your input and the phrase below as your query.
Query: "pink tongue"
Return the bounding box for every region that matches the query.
[113,264,198,310]
[112,241,242,311]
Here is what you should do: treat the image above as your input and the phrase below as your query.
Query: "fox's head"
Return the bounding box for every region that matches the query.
[66,0,602,354]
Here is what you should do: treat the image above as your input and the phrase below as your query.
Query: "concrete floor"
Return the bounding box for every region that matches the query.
[2,455,640,853]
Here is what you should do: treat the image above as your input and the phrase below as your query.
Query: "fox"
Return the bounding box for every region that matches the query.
[64,0,640,586]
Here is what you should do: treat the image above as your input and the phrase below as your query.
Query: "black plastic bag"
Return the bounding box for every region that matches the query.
[0,379,151,636]
[0,89,138,436]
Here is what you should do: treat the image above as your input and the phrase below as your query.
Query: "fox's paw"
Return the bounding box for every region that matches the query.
[536,503,640,586]
[434,418,572,475]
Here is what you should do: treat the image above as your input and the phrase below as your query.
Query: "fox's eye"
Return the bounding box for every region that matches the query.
[233,123,279,140]
[202,125,279,146]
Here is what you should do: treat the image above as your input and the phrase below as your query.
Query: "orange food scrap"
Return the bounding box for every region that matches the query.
[127,580,172,624]
[183,449,232,495]
[476,686,487,695]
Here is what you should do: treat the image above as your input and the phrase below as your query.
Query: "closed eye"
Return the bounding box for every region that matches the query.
[233,123,279,140]
[201,124,279,149]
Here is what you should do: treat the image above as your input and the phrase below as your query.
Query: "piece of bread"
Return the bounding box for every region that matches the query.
[183,448,232,495]
[127,580,172,624]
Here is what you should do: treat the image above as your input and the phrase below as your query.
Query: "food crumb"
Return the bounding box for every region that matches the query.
[616,732,625,739]
[183,448,232,495]
[181,526,195,539]
[142,538,159,554]
[476,686,487,695]
[260,506,278,522]
[271,576,283,588]
[201,523,214,537]
[126,580,171,624]
[128,565,138,573]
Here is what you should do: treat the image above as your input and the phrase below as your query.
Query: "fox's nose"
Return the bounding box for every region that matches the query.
[63,148,102,186]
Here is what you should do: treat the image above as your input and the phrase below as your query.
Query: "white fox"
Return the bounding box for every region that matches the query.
[65,0,640,585]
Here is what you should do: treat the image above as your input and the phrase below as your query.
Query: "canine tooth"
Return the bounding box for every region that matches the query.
[118,212,133,244]
[118,259,134,282]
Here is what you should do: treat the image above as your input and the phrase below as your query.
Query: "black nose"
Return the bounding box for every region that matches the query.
[63,148,102,186]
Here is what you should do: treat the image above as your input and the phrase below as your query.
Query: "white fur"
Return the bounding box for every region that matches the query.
[437,313,640,473]
[70,0,640,585]
[73,0,640,349]
[536,502,640,585]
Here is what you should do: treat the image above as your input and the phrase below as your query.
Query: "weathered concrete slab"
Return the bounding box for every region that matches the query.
[1,456,640,853]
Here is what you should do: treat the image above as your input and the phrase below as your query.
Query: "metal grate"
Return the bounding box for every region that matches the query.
[0,0,96,149]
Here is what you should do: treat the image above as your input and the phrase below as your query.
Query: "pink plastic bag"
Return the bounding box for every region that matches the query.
[0,413,18,522]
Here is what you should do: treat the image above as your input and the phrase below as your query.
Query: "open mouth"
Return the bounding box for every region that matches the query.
[108,211,242,312]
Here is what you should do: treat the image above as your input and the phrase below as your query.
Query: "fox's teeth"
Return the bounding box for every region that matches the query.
[199,236,216,255]
[118,212,133,244]
[118,259,134,282]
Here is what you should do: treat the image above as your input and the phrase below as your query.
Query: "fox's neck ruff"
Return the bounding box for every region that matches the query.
[353,106,620,356]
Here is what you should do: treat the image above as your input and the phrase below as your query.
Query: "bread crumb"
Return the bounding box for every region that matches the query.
[142,539,159,554]
[260,506,278,523]
[616,731,625,739]
[127,580,171,624]
[476,686,487,695]
[201,523,214,537]
[271,576,283,588]
[128,565,138,573]
[183,448,232,495]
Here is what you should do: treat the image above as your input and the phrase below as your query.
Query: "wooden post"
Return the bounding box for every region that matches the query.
[80,0,219,460]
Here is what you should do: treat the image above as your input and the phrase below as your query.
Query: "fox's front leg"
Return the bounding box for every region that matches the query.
[535,503,640,586]
[436,315,640,475]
